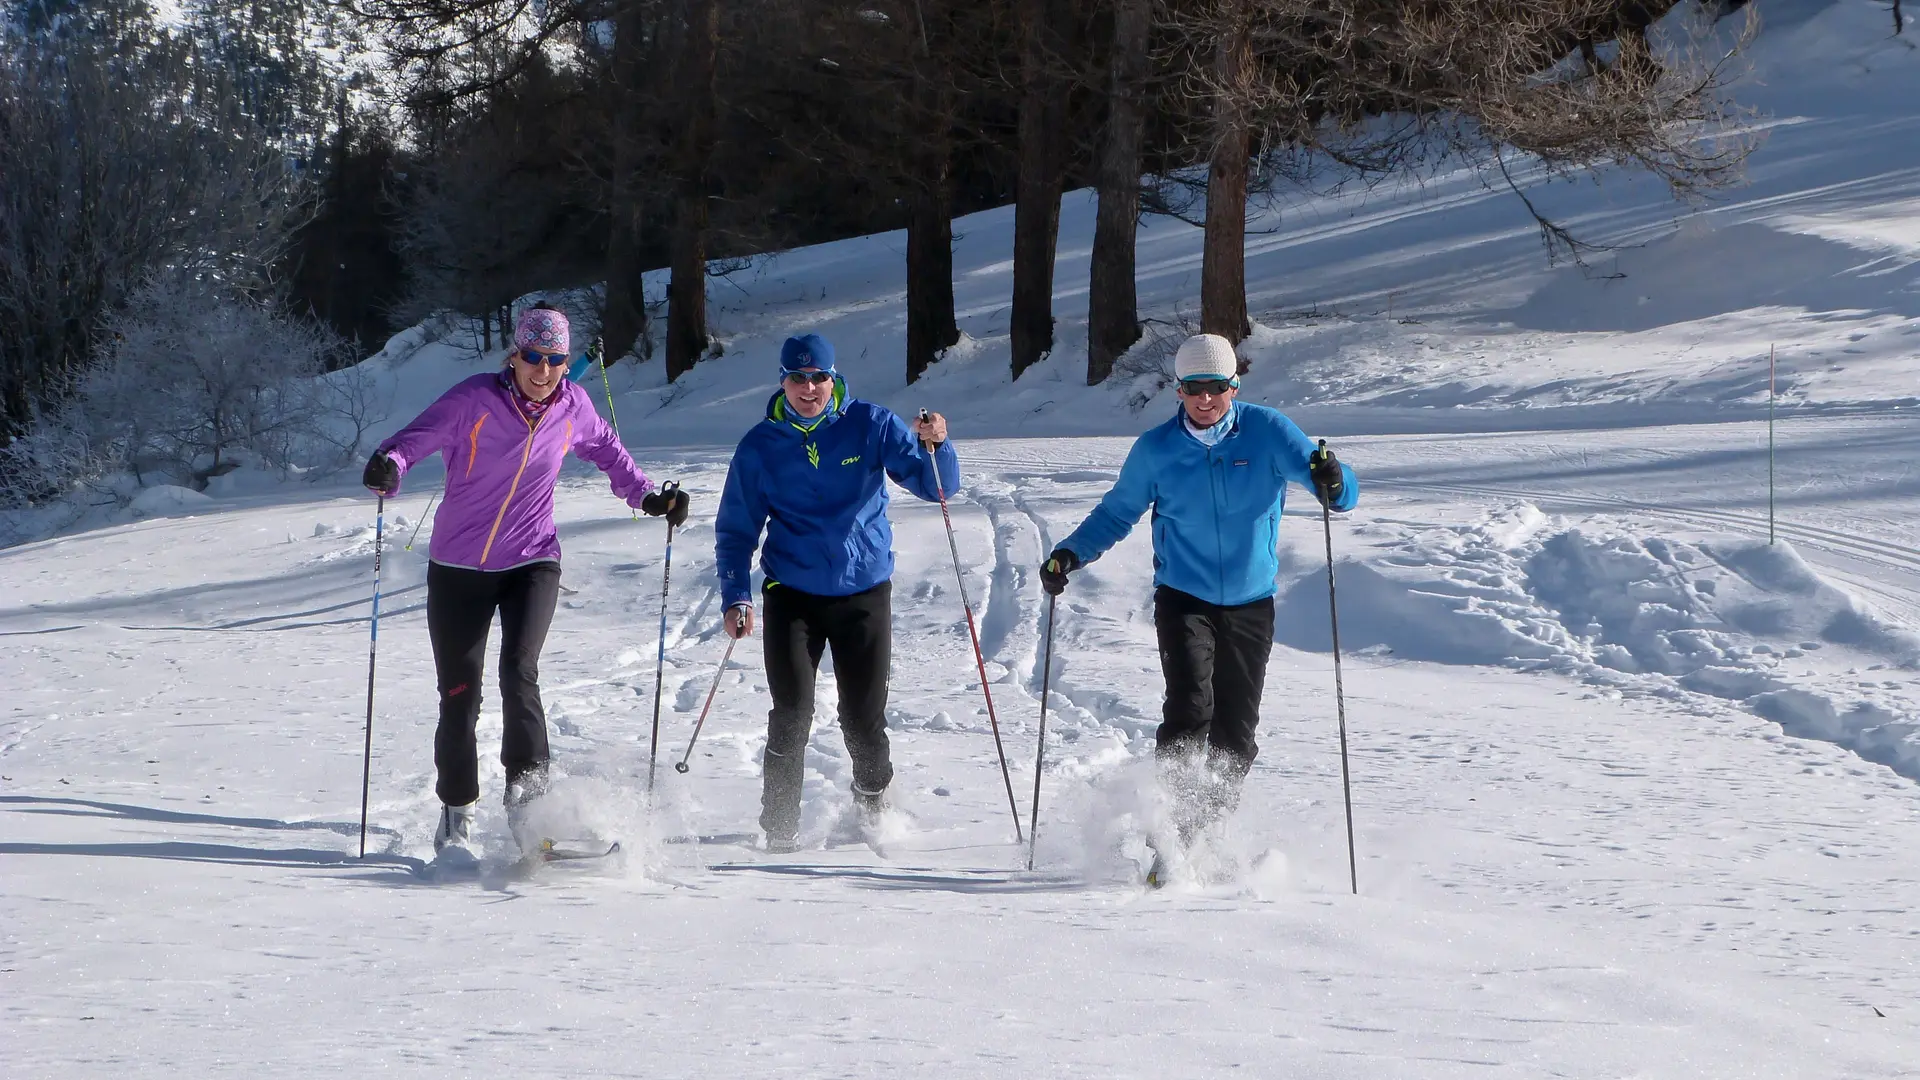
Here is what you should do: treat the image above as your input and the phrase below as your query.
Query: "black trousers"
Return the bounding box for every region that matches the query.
[426,560,561,806]
[1154,586,1275,834]
[759,581,893,839]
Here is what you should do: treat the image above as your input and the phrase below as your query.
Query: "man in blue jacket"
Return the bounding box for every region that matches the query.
[715,333,959,853]
[1040,333,1358,881]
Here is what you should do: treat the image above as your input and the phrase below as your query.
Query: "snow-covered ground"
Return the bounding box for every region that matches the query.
[5,2,1919,1075]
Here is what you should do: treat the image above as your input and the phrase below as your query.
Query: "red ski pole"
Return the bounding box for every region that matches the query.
[920,409,1024,843]
[674,637,737,775]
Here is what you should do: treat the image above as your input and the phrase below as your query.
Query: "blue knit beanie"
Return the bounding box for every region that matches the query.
[779,333,836,376]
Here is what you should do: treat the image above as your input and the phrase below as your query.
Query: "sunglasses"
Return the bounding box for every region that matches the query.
[519,349,569,367]
[783,370,833,385]
[1179,377,1237,397]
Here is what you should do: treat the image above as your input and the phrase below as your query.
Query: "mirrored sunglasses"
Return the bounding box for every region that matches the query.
[520,349,569,367]
[783,370,833,385]
[1179,377,1237,396]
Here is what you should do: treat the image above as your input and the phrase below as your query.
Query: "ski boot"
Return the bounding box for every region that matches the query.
[433,801,477,854]
[852,784,888,827]
[504,766,550,849]
[852,784,894,854]
[1145,854,1171,890]
[1142,825,1186,889]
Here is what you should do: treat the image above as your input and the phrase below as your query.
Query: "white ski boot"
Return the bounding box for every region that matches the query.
[433,801,477,854]
[504,769,550,853]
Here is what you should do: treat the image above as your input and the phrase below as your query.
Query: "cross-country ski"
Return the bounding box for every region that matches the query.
[536,838,621,863]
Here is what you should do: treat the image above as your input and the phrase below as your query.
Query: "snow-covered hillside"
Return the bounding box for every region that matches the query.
[5,3,1919,1076]
[322,0,1918,451]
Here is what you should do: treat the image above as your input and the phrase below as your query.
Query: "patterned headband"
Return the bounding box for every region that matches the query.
[515,308,570,355]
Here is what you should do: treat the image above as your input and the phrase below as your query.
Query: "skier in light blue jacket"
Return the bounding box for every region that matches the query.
[1040,333,1358,877]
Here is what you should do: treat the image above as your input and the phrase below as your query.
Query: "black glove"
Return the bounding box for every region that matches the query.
[641,485,690,527]
[1308,441,1344,506]
[362,452,399,496]
[589,336,611,369]
[1040,548,1079,596]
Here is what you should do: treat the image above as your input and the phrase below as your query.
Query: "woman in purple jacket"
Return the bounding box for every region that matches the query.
[362,304,690,853]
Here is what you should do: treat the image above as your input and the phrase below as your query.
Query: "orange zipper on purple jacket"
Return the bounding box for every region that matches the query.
[479,410,543,567]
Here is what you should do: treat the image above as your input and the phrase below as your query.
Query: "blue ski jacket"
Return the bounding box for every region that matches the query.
[715,377,960,608]
[1057,401,1358,607]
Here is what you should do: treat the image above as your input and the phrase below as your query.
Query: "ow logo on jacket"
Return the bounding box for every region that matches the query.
[1058,401,1359,607]
[715,377,960,608]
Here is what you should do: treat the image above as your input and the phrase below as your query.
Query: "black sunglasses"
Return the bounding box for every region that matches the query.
[783,370,833,385]
[520,349,569,368]
[1179,377,1237,396]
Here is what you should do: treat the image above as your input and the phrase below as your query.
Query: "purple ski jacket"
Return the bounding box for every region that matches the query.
[378,373,654,570]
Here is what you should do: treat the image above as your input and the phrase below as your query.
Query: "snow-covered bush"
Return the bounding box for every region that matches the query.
[0,391,120,511]
[0,278,386,507]
[1113,308,1202,410]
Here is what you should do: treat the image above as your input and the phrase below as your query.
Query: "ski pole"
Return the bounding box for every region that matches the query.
[597,338,637,521]
[674,636,737,774]
[359,494,385,858]
[1317,440,1359,895]
[404,491,436,551]
[646,481,680,795]
[1027,591,1056,871]
[919,408,1024,843]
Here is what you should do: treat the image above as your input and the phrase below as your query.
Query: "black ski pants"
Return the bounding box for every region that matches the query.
[426,560,561,807]
[759,580,894,839]
[1154,585,1274,805]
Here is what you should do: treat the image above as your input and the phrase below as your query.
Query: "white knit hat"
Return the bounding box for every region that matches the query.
[1174,334,1239,382]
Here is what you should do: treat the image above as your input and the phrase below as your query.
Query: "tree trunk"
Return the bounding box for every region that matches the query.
[603,204,649,363]
[1086,0,1148,385]
[905,139,958,385]
[665,207,708,381]
[602,0,650,365]
[1200,2,1252,346]
[905,10,959,384]
[1009,0,1065,381]
[665,0,718,382]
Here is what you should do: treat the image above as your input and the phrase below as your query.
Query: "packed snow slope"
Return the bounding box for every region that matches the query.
[5,3,1920,1076]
